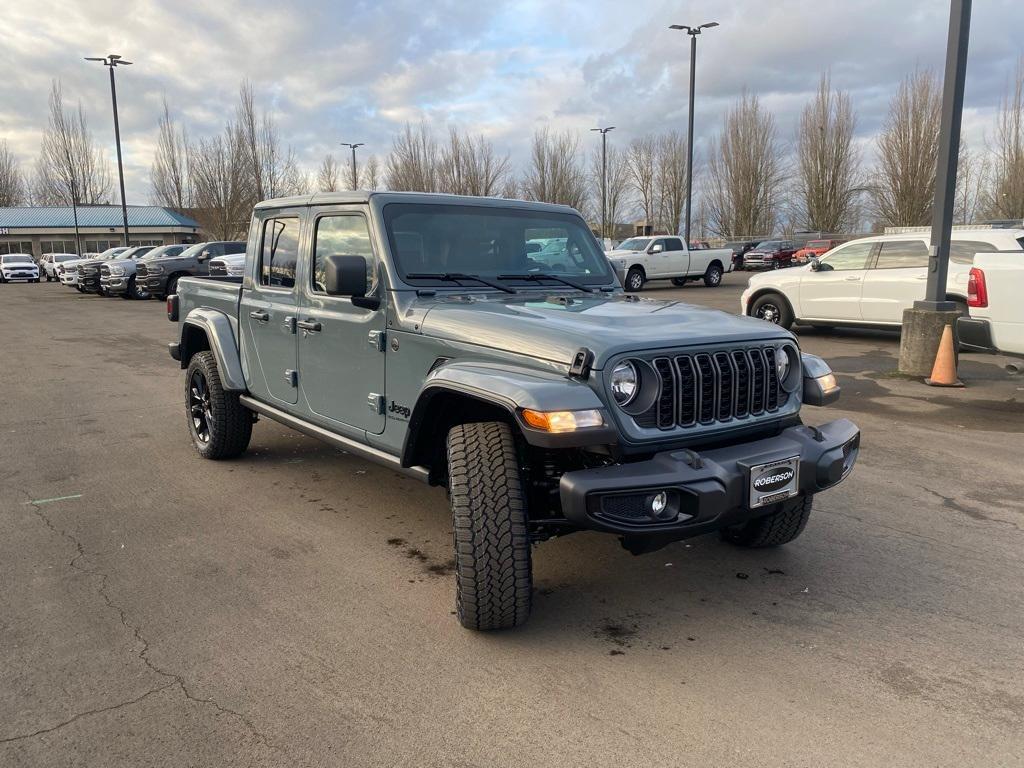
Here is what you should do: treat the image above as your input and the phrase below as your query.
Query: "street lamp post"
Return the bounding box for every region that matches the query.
[669,21,718,244]
[590,127,615,240]
[70,176,82,255]
[340,142,364,190]
[86,54,132,246]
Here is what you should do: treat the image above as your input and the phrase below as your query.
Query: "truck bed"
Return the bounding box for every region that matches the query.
[176,275,242,322]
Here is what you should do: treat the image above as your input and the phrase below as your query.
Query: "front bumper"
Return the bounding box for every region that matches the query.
[100,275,129,292]
[2,271,38,281]
[143,274,170,294]
[60,273,79,285]
[559,418,859,537]
[956,317,995,354]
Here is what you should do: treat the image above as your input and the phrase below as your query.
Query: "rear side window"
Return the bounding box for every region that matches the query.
[259,217,300,289]
[875,240,928,269]
[948,240,999,265]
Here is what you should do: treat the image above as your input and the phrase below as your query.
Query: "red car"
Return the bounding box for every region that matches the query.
[739,240,799,270]
[792,239,844,264]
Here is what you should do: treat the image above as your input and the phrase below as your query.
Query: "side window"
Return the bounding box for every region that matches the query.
[259,217,300,289]
[650,238,667,252]
[948,240,995,265]
[874,240,928,269]
[820,242,874,271]
[207,244,225,258]
[665,237,684,251]
[312,214,376,294]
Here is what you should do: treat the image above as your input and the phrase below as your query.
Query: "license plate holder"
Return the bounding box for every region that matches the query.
[749,456,800,508]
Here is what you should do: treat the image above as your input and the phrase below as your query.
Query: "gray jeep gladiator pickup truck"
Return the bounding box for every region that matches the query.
[168,191,859,631]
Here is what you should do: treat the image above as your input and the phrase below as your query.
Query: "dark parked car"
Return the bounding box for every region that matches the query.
[724,240,761,271]
[79,246,154,294]
[740,240,799,270]
[137,240,245,300]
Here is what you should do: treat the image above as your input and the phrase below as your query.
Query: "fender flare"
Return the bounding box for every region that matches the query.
[401,361,615,468]
[179,308,247,391]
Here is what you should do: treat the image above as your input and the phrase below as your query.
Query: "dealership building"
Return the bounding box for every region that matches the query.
[0,205,201,257]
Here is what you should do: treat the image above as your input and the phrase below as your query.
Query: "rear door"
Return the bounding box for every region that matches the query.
[860,239,929,323]
[297,207,387,433]
[239,210,303,406]
[798,241,875,321]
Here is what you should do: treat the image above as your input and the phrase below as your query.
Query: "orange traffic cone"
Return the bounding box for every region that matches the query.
[925,324,964,387]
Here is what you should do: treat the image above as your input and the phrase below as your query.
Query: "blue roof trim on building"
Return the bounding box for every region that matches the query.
[0,206,200,229]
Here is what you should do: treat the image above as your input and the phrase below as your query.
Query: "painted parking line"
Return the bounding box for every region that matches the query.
[23,494,83,506]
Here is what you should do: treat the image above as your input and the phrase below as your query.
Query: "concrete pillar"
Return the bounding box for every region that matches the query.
[898,309,962,377]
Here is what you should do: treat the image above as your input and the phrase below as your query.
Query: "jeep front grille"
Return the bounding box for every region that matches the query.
[633,346,786,430]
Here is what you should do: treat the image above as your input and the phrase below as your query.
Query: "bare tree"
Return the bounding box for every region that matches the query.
[986,56,1024,219]
[705,91,786,237]
[589,143,632,235]
[150,98,190,210]
[385,123,441,192]
[655,131,687,234]
[0,140,26,206]
[521,128,587,210]
[317,154,340,192]
[190,124,254,240]
[438,127,510,196]
[235,80,306,201]
[627,136,657,229]
[32,80,111,205]
[795,72,862,232]
[871,70,942,227]
[500,175,520,201]
[360,154,381,191]
[955,140,989,225]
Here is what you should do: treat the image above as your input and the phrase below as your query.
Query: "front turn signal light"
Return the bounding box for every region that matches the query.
[816,373,839,393]
[521,409,604,433]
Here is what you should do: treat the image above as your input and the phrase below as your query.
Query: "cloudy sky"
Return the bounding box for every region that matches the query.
[1,0,1022,203]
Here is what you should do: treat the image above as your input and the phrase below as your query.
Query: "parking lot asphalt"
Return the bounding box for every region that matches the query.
[2,279,1022,767]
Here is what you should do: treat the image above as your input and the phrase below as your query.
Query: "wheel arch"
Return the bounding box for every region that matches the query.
[746,286,796,320]
[178,308,246,390]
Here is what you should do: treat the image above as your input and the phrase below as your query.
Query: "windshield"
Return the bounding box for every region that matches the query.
[616,238,651,252]
[1,254,33,264]
[55,253,78,262]
[174,242,209,260]
[807,240,829,248]
[96,247,128,260]
[384,204,613,286]
[755,241,780,250]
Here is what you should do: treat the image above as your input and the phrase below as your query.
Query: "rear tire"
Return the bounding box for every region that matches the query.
[625,268,645,292]
[703,263,723,287]
[750,293,794,329]
[446,422,532,631]
[721,495,813,548]
[166,275,181,296]
[185,351,252,460]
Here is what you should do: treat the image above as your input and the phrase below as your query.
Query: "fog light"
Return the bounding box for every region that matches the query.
[650,491,668,515]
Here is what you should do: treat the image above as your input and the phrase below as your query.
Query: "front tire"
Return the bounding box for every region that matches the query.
[722,495,813,547]
[185,351,252,460]
[703,263,723,287]
[750,293,794,329]
[446,422,532,631]
[671,277,688,287]
[625,268,645,292]
[128,275,149,300]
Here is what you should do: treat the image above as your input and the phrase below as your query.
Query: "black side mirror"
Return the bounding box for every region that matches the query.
[324,254,379,309]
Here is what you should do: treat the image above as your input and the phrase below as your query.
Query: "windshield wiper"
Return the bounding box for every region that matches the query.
[498,273,595,293]
[405,272,517,294]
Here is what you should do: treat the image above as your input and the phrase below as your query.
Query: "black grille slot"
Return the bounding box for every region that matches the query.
[137,263,148,278]
[675,356,697,426]
[653,358,675,429]
[695,354,716,423]
[100,265,110,277]
[631,345,787,431]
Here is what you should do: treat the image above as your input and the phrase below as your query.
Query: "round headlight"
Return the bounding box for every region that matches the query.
[610,361,639,406]
[776,348,790,382]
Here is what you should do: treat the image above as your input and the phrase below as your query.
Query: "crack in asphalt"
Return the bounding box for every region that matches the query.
[4,492,282,754]
[919,486,1022,532]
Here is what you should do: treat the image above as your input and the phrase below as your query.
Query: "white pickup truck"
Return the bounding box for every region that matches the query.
[957,252,1024,358]
[606,235,733,291]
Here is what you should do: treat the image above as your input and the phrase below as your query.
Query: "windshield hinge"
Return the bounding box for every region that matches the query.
[569,348,594,379]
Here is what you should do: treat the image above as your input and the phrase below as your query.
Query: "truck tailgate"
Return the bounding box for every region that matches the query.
[971,252,1024,356]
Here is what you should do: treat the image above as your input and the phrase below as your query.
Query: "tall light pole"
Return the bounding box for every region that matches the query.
[340,142,364,190]
[590,127,615,240]
[669,21,718,245]
[86,54,132,246]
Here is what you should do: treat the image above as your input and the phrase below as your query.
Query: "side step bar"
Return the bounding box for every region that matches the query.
[239,395,430,483]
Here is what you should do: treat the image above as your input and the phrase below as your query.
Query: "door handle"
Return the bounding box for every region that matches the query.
[297,319,322,333]
[844,276,862,281]
[249,310,269,322]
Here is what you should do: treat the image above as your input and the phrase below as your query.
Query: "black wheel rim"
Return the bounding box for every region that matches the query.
[756,303,781,324]
[189,371,213,443]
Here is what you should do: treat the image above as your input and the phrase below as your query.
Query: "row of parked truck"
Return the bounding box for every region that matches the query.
[44,241,246,300]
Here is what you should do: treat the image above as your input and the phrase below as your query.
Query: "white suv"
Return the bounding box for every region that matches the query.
[0,253,40,283]
[39,252,81,282]
[741,229,1024,329]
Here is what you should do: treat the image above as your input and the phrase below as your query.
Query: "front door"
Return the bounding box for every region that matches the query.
[798,241,876,321]
[297,208,387,434]
[860,239,929,323]
[239,212,302,405]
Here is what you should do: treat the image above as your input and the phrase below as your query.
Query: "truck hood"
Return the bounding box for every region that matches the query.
[416,291,790,368]
[605,249,642,259]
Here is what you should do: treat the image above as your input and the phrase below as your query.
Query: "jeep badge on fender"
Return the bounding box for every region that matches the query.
[167,191,860,631]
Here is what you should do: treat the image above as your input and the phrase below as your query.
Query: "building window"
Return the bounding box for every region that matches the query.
[0,241,34,255]
[131,239,164,247]
[41,240,77,254]
[85,240,120,253]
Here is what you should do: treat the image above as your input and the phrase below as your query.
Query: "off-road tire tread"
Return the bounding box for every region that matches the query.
[722,494,813,548]
[446,422,532,630]
[186,351,252,460]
